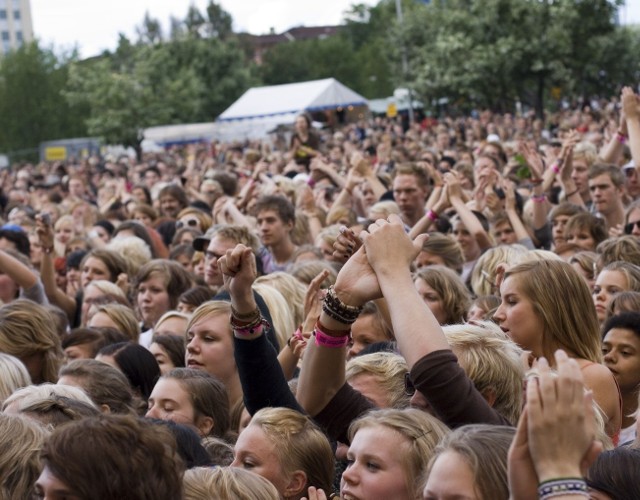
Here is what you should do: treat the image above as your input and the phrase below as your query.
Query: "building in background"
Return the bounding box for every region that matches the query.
[0,0,32,54]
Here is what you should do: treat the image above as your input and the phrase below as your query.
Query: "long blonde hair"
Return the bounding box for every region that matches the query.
[505,260,602,362]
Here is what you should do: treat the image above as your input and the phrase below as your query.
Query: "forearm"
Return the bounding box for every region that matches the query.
[451,197,492,250]
[506,209,531,242]
[377,271,449,368]
[627,116,640,167]
[365,174,386,200]
[297,307,350,417]
[234,333,303,415]
[599,133,625,164]
[0,251,37,289]
[531,186,550,230]
[40,253,76,317]
[277,343,300,380]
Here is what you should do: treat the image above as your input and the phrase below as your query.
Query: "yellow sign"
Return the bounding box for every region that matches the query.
[386,103,398,118]
[45,147,67,161]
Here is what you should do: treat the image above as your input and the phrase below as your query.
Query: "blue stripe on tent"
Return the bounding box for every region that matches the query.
[217,101,368,122]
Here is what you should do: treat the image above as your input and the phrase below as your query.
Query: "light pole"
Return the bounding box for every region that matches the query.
[395,0,415,125]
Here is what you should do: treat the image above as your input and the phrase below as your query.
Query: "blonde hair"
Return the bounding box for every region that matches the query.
[106,236,152,275]
[0,353,31,404]
[505,260,602,362]
[315,224,341,248]
[252,283,296,349]
[249,407,334,493]
[86,280,127,300]
[346,352,409,409]
[349,408,449,497]
[470,245,528,297]
[2,383,96,412]
[290,261,337,287]
[444,322,524,425]
[183,467,279,500]
[369,200,401,219]
[92,303,141,342]
[187,301,231,336]
[255,272,306,329]
[0,414,50,499]
[0,299,63,383]
[154,310,191,337]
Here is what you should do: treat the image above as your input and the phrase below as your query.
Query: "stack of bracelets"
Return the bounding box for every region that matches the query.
[230,305,268,336]
[538,478,588,499]
[314,286,364,349]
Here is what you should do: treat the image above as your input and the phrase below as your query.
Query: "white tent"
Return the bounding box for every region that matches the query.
[216,78,368,140]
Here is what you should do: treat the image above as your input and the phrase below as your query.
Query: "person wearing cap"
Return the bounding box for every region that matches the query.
[193,225,261,290]
[192,225,280,351]
[623,161,640,199]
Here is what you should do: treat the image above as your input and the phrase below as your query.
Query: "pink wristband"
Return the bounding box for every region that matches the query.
[617,132,627,144]
[233,320,266,336]
[551,163,560,174]
[427,209,439,222]
[313,327,350,348]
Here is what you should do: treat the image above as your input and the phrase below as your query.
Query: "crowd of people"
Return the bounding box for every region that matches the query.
[2,86,640,499]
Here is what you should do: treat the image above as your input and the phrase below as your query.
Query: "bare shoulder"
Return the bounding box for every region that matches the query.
[578,360,618,396]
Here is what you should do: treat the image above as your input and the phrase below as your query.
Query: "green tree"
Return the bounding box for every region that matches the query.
[66,3,254,158]
[398,0,636,116]
[0,42,87,160]
[258,1,396,99]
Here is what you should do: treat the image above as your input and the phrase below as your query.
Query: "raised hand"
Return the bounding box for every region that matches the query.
[527,350,601,482]
[218,244,257,313]
[621,86,640,121]
[518,141,544,181]
[333,226,362,262]
[333,244,382,308]
[360,214,427,278]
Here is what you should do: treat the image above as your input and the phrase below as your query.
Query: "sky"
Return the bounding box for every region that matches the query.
[30,0,640,59]
[30,0,377,58]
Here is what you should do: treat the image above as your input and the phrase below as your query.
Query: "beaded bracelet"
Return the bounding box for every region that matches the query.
[538,478,588,499]
[322,286,363,324]
[233,318,269,336]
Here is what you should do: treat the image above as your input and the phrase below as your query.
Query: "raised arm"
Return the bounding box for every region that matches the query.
[220,244,303,415]
[35,215,76,318]
[361,215,511,427]
[621,86,640,171]
[446,172,493,251]
[297,241,382,417]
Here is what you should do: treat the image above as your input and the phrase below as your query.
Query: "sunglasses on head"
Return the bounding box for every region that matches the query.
[625,221,640,234]
[176,219,199,229]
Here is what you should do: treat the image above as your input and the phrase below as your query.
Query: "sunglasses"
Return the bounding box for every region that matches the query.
[404,373,416,396]
[625,221,640,234]
[176,219,199,229]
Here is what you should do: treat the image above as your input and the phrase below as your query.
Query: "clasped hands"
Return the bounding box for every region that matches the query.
[332,214,428,307]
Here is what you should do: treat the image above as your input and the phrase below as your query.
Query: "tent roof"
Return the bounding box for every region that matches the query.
[218,78,367,122]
